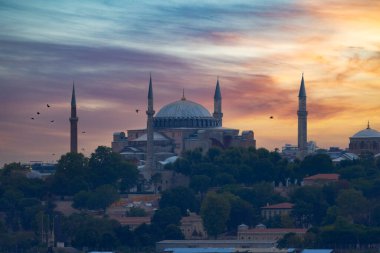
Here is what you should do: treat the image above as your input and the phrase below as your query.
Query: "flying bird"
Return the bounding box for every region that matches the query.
[50,120,54,123]
[136,109,139,114]
[30,117,35,120]
[269,116,274,119]
[82,131,86,134]
[37,112,40,115]
[47,104,50,108]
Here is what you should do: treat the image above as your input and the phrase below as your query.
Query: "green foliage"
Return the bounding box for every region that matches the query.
[201,192,231,238]
[299,154,334,177]
[151,206,181,228]
[72,184,119,211]
[291,186,329,227]
[164,224,185,240]
[126,207,147,217]
[190,175,211,194]
[336,189,369,224]
[62,213,120,250]
[159,187,199,215]
[226,196,256,232]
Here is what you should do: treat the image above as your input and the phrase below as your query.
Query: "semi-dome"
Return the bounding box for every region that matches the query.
[156,99,212,118]
[154,98,221,128]
[351,127,380,138]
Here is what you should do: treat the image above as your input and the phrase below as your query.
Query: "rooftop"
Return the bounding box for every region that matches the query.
[261,202,294,209]
[304,174,339,181]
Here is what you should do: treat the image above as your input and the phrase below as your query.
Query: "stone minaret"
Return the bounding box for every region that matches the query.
[70,83,78,153]
[213,78,223,126]
[297,74,308,158]
[145,75,155,173]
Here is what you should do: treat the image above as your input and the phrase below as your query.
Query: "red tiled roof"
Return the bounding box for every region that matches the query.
[261,202,294,209]
[110,216,151,226]
[304,173,339,180]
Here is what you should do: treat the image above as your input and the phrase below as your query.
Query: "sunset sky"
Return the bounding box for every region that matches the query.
[1,0,380,165]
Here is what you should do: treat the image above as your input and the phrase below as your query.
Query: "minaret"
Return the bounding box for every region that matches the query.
[297,74,308,158]
[70,82,78,153]
[145,75,155,173]
[213,77,223,126]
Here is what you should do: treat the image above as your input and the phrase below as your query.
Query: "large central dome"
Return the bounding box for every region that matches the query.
[156,99,212,118]
[154,98,221,128]
[351,127,380,138]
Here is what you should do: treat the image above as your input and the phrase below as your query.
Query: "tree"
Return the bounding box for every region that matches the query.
[72,185,119,211]
[126,207,147,217]
[336,189,369,224]
[190,175,211,194]
[226,197,256,232]
[298,154,334,177]
[201,192,231,238]
[291,186,328,227]
[51,153,89,196]
[159,187,199,215]
[151,206,181,228]
[89,146,139,191]
[164,224,185,240]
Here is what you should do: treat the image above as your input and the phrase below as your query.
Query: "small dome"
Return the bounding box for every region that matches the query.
[156,99,212,118]
[351,127,380,138]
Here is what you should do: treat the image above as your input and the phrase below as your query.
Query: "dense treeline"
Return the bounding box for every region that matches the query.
[169,148,380,248]
[1,146,380,252]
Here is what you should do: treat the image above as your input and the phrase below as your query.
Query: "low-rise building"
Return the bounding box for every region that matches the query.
[237,224,306,244]
[180,213,207,239]
[261,203,294,219]
[303,174,339,186]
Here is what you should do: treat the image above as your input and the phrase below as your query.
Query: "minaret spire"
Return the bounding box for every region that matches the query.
[297,74,308,159]
[367,121,370,129]
[213,77,223,126]
[70,82,78,153]
[145,74,155,175]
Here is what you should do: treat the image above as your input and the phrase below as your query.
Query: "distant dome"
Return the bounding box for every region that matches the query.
[156,99,212,118]
[154,98,220,128]
[351,127,380,138]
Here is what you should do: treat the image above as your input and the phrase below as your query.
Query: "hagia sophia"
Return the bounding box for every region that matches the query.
[111,77,256,173]
[66,74,380,179]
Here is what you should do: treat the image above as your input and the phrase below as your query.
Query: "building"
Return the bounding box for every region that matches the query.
[348,122,380,155]
[237,224,306,244]
[112,77,256,177]
[70,83,78,153]
[282,141,317,160]
[156,240,279,252]
[180,213,207,239]
[297,74,308,159]
[303,173,339,186]
[281,75,312,160]
[261,203,294,219]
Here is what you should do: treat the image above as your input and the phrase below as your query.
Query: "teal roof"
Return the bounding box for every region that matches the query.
[351,127,380,138]
[156,99,212,118]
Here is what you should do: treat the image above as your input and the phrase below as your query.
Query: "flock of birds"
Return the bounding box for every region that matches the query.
[29,104,87,156]
[29,103,88,133]
[30,104,53,121]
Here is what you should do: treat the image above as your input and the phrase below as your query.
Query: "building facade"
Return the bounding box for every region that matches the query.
[297,74,308,159]
[112,78,256,171]
[261,202,294,219]
[348,123,380,155]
